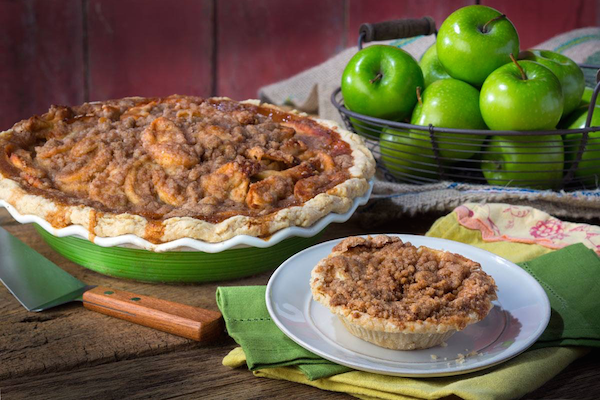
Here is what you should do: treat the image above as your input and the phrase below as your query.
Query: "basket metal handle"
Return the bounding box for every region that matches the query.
[358,17,436,49]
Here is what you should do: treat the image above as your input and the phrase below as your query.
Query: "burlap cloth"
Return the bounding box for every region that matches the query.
[259,28,600,221]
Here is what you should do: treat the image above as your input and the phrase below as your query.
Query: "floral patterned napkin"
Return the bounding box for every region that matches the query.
[455,202,600,254]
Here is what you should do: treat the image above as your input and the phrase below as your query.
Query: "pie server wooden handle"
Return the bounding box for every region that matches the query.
[82,286,223,342]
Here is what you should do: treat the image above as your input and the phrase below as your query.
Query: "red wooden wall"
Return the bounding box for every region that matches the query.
[1,0,598,130]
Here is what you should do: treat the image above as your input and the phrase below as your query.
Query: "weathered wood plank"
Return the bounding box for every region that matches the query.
[0,345,351,400]
[527,350,600,399]
[216,0,345,100]
[86,0,213,101]
[347,0,475,45]
[0,0,85,130]
[0,208,20,226]
[1,325,598,399]
[481,0,599,49]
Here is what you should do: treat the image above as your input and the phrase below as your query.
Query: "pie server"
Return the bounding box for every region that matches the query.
[0,226,223,342]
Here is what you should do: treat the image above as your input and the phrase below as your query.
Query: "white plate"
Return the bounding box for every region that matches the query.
[266,234,551,377]
[0,181,372,252]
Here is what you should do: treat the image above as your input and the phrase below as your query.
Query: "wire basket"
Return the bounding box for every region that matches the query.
[332,17,600,191]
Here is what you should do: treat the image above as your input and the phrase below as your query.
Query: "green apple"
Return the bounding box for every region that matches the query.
[581,86,595,105]
[380,128,439,181]
[559,103,599,128]
[409,79,486,160]
[437,5,519,87]
[561,104,600,186]
[480,59,563,130]
[519,49,585,117]
[560,86,595,123]
[341,45,424,121]
[481,135,564,189]
[419,44,451,87]
[348,117,383,139]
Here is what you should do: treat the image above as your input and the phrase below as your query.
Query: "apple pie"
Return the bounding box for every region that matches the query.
[311,235,497,350]
[0,95,375,243]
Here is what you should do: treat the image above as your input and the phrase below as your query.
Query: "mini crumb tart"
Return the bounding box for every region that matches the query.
[310,235,497,350]
[0,95,375,244]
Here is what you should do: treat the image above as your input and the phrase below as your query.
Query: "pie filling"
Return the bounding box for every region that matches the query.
[313,236,497,329]
[0,95,355,224]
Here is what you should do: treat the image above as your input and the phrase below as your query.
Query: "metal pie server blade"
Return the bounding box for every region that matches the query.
[0,226,224,341]
[0,227,92,311]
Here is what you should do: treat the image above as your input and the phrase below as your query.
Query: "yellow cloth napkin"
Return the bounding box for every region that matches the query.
[223,209,589,399]
[224,347,586,400]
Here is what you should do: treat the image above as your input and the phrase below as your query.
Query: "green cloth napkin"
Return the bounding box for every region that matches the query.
[216,285,352,380]
[522,244,600,349]
[216,244,600,381]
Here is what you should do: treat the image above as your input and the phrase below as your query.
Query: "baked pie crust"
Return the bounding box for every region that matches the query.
[310,235,498,350]
[0,95,375,244]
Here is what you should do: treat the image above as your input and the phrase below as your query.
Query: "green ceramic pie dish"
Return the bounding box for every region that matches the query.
[4,183,372,282]
[35,225,323,283]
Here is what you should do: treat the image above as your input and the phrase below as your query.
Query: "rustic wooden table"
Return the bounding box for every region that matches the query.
[1,208,598,399]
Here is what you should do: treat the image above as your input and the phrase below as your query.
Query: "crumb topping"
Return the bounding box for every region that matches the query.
[313,235,497,328]
[0,95,353,222]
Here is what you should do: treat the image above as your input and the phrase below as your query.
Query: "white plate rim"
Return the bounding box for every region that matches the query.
[0,181,373,253]
[266,234,551,377]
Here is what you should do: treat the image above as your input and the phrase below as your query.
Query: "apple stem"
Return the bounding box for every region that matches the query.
[510,53,527,80]
[369,72,383,84]
[416,86,423,106]
[482,14,506,33]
